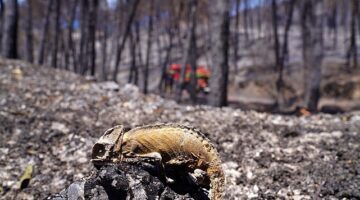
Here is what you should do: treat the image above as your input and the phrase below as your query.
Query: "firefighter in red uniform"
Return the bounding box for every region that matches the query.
[165,64,210,94]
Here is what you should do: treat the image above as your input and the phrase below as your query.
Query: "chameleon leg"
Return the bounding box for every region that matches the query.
[129,152,172,183]
[135,152,163,163]
[188,169,208,186]
[132,152,164,172]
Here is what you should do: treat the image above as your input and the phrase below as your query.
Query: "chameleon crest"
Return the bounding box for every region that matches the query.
[92,124,225,200]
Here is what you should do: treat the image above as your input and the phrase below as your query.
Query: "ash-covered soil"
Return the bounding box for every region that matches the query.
[0,59,360,200]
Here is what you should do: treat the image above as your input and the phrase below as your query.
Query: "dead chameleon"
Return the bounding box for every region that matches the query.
[91,124,225,200]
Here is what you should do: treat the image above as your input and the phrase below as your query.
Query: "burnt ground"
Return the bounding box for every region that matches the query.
[0,59,360,199]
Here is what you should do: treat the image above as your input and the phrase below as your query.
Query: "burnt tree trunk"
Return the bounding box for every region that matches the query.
[159,27,174,93]
[346,0,358,69]
[51,0,61,68]
[328,4,338,48]
[134,21,144,81]
[271,0,280,70]
[25,0,33,63]
[64,0,78,71]
[143,0,154,94]
[112,0,140,82]
[188,0,198,104]
[38,0,53,65]
[88,0,98,76]
[243,0,249,42]
[78,0,89,74]
[1,0,18,59]
[208,0,230,107]
[276,0,296,108]
[0,0,4,53]
[301,0,324,111]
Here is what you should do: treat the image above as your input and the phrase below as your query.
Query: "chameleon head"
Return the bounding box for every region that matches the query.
[91,125,129,166]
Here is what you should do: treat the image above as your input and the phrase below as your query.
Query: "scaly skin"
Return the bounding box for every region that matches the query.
[92,124,225,200]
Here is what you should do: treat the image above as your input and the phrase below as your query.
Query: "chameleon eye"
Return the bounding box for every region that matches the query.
[92,143,106,159]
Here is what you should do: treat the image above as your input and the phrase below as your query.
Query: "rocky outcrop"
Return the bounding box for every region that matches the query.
[49,163,208,200]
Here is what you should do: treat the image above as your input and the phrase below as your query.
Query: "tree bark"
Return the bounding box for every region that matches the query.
[64,0,78,71]
[1,0,18,59]
[51,0,61,68]
[37,0,53,65]
[276,0,296,108]
[159,27,174,93]
[243,0,249,42]
[112,0,140,82]
[143,0,154,94]
[78,0,89,74]
[208,0,230,107]
[327,3,338,48]
[134,21,144,78]
[188,0,198,103]
[301,0,323,111]
[271,0,280,70]
[88,0,98,76]
[0,0,5,53]
[346,0,358,69]
[25,0,33,63]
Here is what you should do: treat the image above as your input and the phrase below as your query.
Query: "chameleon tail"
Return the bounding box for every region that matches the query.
[208,165,225,200]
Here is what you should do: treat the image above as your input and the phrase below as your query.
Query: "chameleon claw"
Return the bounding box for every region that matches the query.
[165,176,175,184]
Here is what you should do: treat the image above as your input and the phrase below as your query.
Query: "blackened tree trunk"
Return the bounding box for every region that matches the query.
[134,21,144,76]
[301,0,323,111]
[0,0,5,54]
[112,0,140,82]
[78,0,89,74]
[208,0,230,107]
[0,0,5,53]
[271,0,280,70]
[88,0,98,76]
[25,0,33,62]
[233,0,240,73]
[188,0,198,103]
[346,0,358,69]
[143,0,154,94]
[328,4,338,48]
[159,27,174,93]
[243,0,249,42]
[256,0,263,39]
[1,0,18,59]
[51,0,61,68]
[65,0,78,71]
[176,0,198,103]
[276,0,296,108]
[38,0,53,65]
